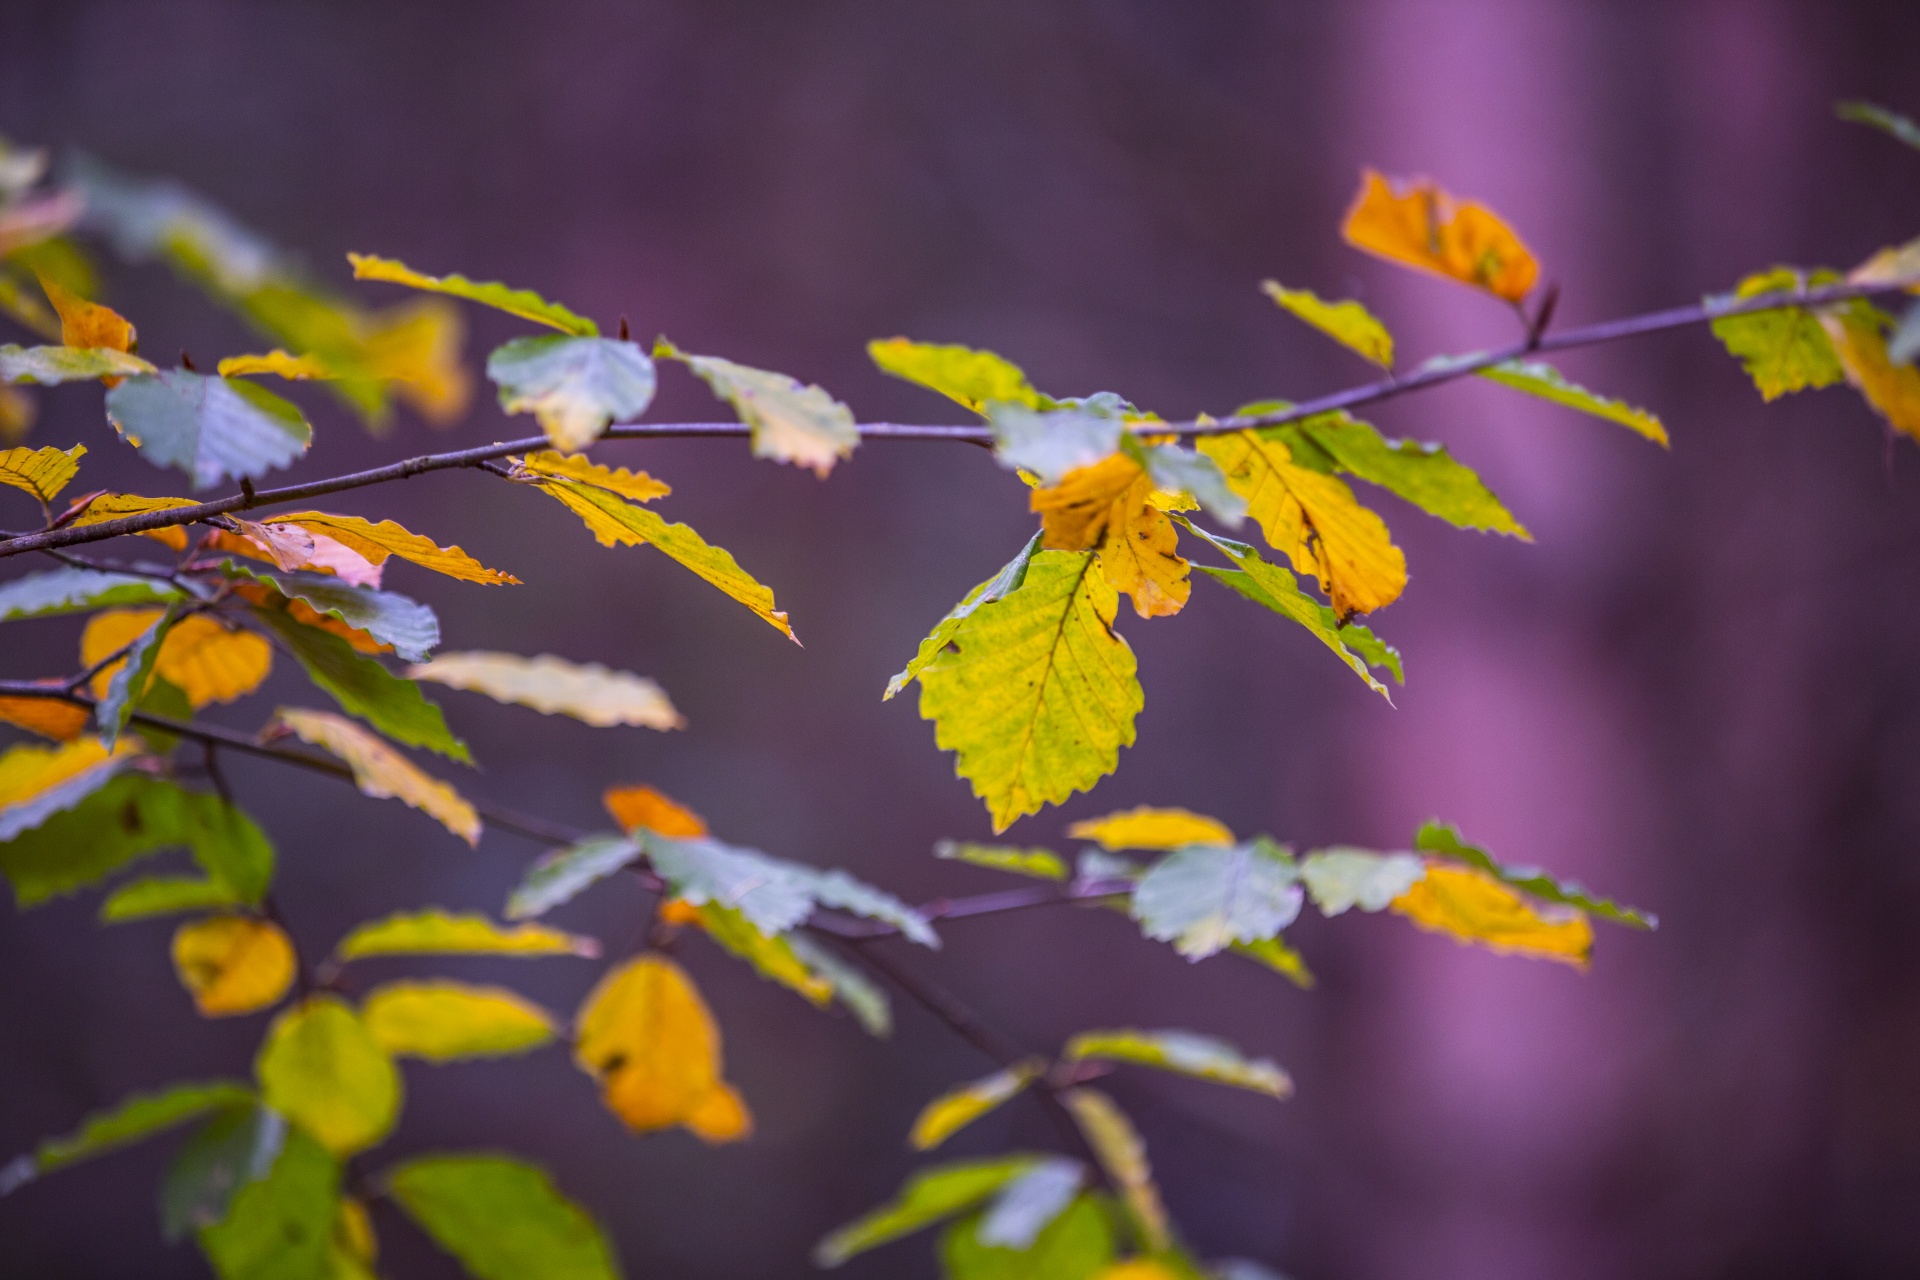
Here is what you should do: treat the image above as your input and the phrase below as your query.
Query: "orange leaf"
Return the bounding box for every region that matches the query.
[0,690,89,741]
[1342,170,1539,302]
[603,784,708,837]
[39,275,137,362]
[574,954,751,1143]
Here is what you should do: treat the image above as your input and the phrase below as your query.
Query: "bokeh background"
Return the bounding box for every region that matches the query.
[4,2,1920,1276]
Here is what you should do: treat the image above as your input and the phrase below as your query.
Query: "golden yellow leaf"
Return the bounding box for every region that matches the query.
[603,784,708,837]
[1341,170,1540,302]
[40,274,137,356]
[152,615,274,707]
[574,954,751,1143]
[406,651,683,730]
[0,736,138,813]
[1031,455,1140,552]
[336,1197,377,1271]
[1068,807,1235,851]
[909,1060,1044,1150]
[513,450,671,503]
[1262,281,1394,367]
[1819,307,1920,441]
[0,443,84,505]
[1197,430,1406,617]
[216,350,337,380]
[1390,863,1592,967]
[260,512,520,586]
[64,492,195,551]
[272,708,481,845]
[1032,456,1190,619]
[1093,1263,1183,1280]
[170,915,297,1016]
[361,298,472,426]
[0,691,89,741]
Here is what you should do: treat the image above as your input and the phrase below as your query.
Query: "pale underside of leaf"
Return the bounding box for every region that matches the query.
[488,334,658,452]
[407,651,682,730]
[910,1060,1045,1151]
[1130,840,1305,960]
[272,707,480,845]
[104,371,311,489]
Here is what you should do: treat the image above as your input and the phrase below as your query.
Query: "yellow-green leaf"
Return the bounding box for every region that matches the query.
[0,344,155,385]
[1060,1088,1170,1253]
[1062,1029,1291,1099]
[1341,169,1539,302]
[661,898,832,1007]
[255,995,401,1155]
[217,350,337,380]
[934,841,1068,881]
[1478,360,1668,445]
[348,253,597,336]
[916,551,1142,832]
[361,980,556,1061]
[1709,267,1846,400]
[661,340,858,477]
[271,708,481,846]
[1068,807,1234,852]
[813,1156,1042,1266]
[867,338,1054,415]
[335,909,599,960]
[1261,282,1393,367]
[1,1080,253,1192]
[512,450,670,503]
[1231,936,1315,989]
[384,1154,621,1280]
[406,651,682,730]
[910,1060,1045,1151]
[171,915,297,1017]
[0,443,83,504]
[573,954,750,1143]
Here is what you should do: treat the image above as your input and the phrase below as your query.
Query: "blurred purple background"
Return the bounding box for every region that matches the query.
[5,2,1920,1277]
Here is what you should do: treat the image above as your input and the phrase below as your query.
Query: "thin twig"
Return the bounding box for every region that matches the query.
[2,275,1912,562]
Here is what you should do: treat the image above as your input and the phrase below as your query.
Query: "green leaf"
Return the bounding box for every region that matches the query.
[867,338,1057,415]
[1184,521,1394,698]
[228,564,439,662]
[337,909,599,959]
[349,253,596,335]
[504,834,641,920]
[1709,267,1846,401]
[362,979,557,1061]
[384,1153,623,1280]
[1299,847,1426,916]
[96,602,175,746]
[1261,282,1393,367]
[917,551,1142,832]
[255,995,402,1156]
[197,1127,339,1280]
[251,607,470,762]
[988,406,1123,485]
[786,933,893,1037]
[1131,838,1304,961]
[1230,936,1315,989]
[161,1103,286,1240]
[532,476,797,642]
[1063,1029,1292,1099]
[813,1155,1040,1267]
[0,1079,252,1194]
[100,873,241,921]
[104,372,312,489]
[1836,100,1920,151]
[910,1060,1046,1150]
[1477,360,1668,445]
[935,840,1068,881]
[942,1194,1115,1280]
[0,567,182,621]
[975,1158,1085,1250]
[1413,820,1657,929]
[659,341,859,477]
[488,335,657,452]
[886,533,1040,700]
[1059,1088,1170,1253]
[0,343,155,384]
[0,737,139,842]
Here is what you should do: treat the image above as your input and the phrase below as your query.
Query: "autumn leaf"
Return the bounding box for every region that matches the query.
[105,371,311,489]
[0,689,90,741]
[643,832,939,945]
[216,350,337,381]
[0,443,83,505]
[886,533,1039,701]
[1413,820,1655,928]
[0,736,141,841]
[505,835,641,920]
[1068,807,1235,852]
[171,915,297,1017]
[513,449,670,503]
[1477,360,1669,445]
[934,840,1068,881]
[1390,863,1593,967]
[604,783,708,836]
[228,568,436,662]
[969,1159,1091,1254]
[867,338,1056,415]
[100,874,242,922]
[0,343,156,385]
[916,551,1143,832]
[83,608,273,709]
[573,954,751,1143]
[39,274,137,361]
[489,334,658,452]
[256,995,402,1155]
[990,404,1125,485]
[1233,935,1315,989]
[659,340,859,477]
[1032,455,1190,619]
[251,610,470,760]
[1060,1088,1171,1253]
[407,651,683,730]
[910,1060,1045,1151]
[1261,282,1393,367]
[348,253,598,335]
[1062,1029,1291,1099]
[1709,267,1846,400]
[1342,169,1540,302]
[1299,847,1426,915]
[1197,429,1406,617]
[336,909,599,960]
[0,385,32,443]
[64,492,197,550]
[259,512,519,586]
[1819,303,1920,440]
[662,898,833,1007]
[1130,839,1303,961]
[361,980,557,1061]
[383,1155,622,1280]
[195,1128,341,1280]
[271,708,480,845]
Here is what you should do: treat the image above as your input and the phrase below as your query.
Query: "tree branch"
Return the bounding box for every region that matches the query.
[2,274,1910,562]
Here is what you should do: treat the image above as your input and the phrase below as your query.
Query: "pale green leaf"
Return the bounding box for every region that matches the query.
[802,866,940,948]
[384,1153,623,1280]
[350,254,598,336]
[407,651,681,730]
[197,1127,339,1280]
[1413,820,1657,929]
[105,372,312,489]
[255,996,401,1156]
[252,608,470,762]
[0,567,181,621]
[1890,299,1920,366]
[867,338,1056,415]
[786,933,893,1036]
[975,1158,1085,1250]
[1478,360,1668,445]
[161,1103,286,1240]
[504,834,640,920]
[337,909,599,959]
[989,406,1123,485]
[1063,1029,1292,1099]
[1709,268,1846,401]
[362,979,557,1061]
[1230,936,1315,989]
[1131,839,1303,961]
[1261,282,1393,367]
[488,335,656,452]
[886,533,1040,701]
[1135,441,1247,527]
[935,840,1068,881]
[660,341,858,477]
[910,1060,1045,1150]
[644,834,817,935]
[1299,848,1426,915]
[813,1155,1040,1266]
[0,343,154,384]
[943,1194,1115,1280]
[0,1079,251,1194]
[228,565,439,662]
[917,551,1142,832]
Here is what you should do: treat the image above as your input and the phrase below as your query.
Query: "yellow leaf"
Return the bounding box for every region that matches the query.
[573,954,751,1143]
[170,915,297,1017]
[361,979,557,1061]
[533,476,797,642]
[336,1196,377,1271]
[513,450,671,503]
[1031,455,1140,551]
[1061,1088,1171,1253]
[867,337,1053,415]
[665,899,832,1006]
[272,708,481,846]
[337,909,599,959]
[64,492,195,551]
[1197,430,1406,617]
[1031,456,1190,619]
[0,690,90,741]
[1819,307,1920,441]
[216,350,338,380]
[361,298,472,426]
[40,274,137,357]
[1262,281,1394,367]
[0,736,138,819]
[1341,169,1540,302]
[604,784,708,836]
[0,443,84,505]
[1094,1263,1184,1280]
[154,615,274,707]
[0,385,34,444]
[1390,863,1592,967]
[260,512,520,586]
[909,1060,1044,1150]
[1068,807,1235,851]
[256,994,401,1155]
[406,651,683,730]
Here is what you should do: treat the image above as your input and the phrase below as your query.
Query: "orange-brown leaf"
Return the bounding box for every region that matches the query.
[1342,170,1540,302]
[603,784,708,837]
[40,275,137,356]
[0,691,90,741]
[574,954,750,1143]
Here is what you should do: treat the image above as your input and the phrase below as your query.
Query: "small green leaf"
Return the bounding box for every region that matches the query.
[488,335,657,452]
[1063,1029,1292,1099]
[813,1156,1040,1267]
[337,909,599,959]
[935,840,1068,881]
[197,1127,339,1280]
[886,533,1040,701]
[349,253,598,336]
[867,338,1056,415]
[659,341,858,477]
[1708,268,1846,401]
[675,900,832,1006]
[0,567,182,621]
[255,996,401,1157]
[1836,100,1920,151]
[161,1103,286,1241]
[1478,360,1669,445]
[105,371,312,489]
[1261,282,1393,367]
[910,1060,1046,1150]
[383,1153,623,1280]
[505,834,641,920]
[1299,847,1426,915]
[100,873,241,921]
[988,406,1123,484]
[251,608,470,762]
[1413,820,1657,929]
[0,343,155,384]
[942,1193,1115,1280]
[0,1079,252,1194]
[1131,838,1303,961]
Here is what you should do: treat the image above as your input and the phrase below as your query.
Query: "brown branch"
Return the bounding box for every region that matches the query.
[2,275,1911,562]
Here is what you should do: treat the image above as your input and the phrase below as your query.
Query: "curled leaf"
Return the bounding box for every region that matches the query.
[1341,169,1539,301]
[271,708,480,845]
[171,915,297,1017]
[348,253,597,335]
[0,443,84,505]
